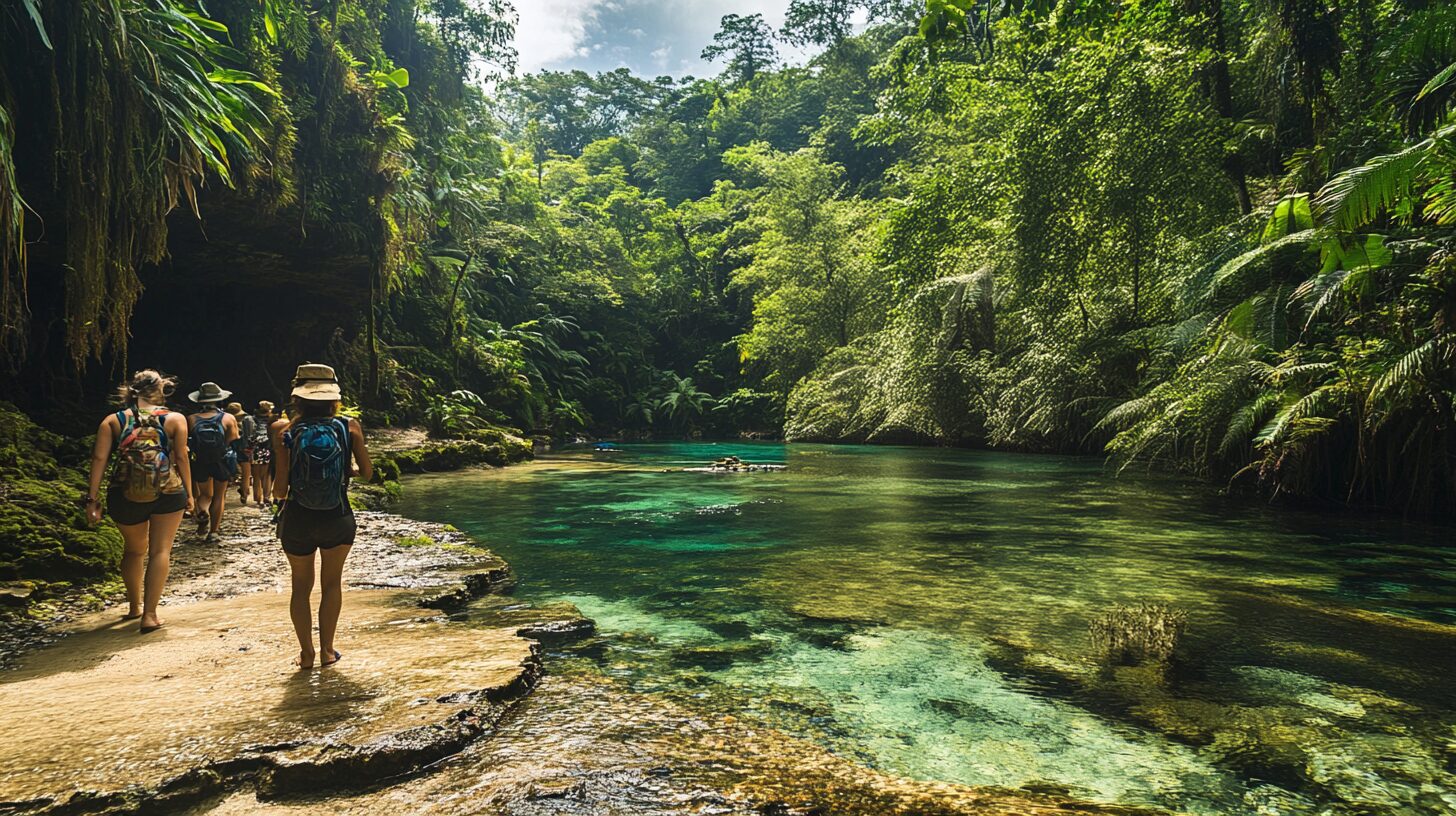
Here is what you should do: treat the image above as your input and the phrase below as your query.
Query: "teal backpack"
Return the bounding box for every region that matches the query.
[288,418,350,510]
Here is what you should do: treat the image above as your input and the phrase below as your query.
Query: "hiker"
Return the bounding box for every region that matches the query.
[188,382,239,542]
[273,364,372,669]
[226,402,254,505]
[249,400,275,505]
[83,370,193,633]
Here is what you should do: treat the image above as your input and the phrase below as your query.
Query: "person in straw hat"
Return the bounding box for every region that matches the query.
[188,381,239,543]
[272,363,372,669]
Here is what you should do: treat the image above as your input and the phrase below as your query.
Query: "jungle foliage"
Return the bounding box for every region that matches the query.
[1,0,1453,512]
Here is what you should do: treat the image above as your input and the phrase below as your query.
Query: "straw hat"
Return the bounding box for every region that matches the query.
[291,363,342,400]
[189,382,232,403]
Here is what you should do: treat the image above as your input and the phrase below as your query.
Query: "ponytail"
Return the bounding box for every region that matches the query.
[114,369,176,410]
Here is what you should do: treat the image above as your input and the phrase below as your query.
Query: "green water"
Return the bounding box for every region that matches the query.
[397,442,1456,816]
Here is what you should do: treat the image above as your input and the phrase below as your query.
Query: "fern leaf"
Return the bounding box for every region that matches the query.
[1206,230,1318,304]
[1369,338,1438,401]
[1220,392,1279,456]
[1313,127,1455,230]
[1417,60,1456,102]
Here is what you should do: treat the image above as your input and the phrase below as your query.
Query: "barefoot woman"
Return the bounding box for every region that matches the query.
[84,370,194,633]
[273,364,371,668]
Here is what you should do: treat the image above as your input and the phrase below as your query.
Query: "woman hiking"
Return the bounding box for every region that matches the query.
[273,364,371,669]
[227,402,254,505]
[84,370,193,633]
[188,382,239,542]
[248,400,276,505]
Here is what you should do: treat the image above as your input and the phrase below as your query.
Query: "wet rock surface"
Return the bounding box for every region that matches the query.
[182,672,1171,816]
[0,504,559,814]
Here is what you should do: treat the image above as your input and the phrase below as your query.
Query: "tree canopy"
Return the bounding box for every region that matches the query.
[2,0,1453,512]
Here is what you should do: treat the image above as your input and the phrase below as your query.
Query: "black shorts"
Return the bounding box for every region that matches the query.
[107,486,188,526]
[193,458,233,483]
[278,500,357,556]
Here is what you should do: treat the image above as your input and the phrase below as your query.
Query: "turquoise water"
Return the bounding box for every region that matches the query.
[397,442,1456,815]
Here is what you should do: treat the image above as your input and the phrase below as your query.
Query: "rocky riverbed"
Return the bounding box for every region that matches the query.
[0,503,579,814]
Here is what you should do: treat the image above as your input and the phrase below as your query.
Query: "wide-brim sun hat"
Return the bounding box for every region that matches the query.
[189,381,232,403]
[291,363,342,400]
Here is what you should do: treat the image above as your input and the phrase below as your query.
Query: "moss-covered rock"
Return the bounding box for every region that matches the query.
[460,426,534,463]
[0,403,122,586]
[371,430,533,484]
[349,479,403,511]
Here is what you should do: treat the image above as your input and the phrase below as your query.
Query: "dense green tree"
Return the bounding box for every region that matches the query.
[701,14,779,85]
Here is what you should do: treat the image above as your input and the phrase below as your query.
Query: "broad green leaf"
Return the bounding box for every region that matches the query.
[1262,195,1313,243]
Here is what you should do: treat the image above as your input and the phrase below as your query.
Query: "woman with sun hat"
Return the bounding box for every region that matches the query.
[273,363,372,669]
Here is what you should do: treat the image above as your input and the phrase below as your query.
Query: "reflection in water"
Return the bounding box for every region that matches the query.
[399,442,1456,815]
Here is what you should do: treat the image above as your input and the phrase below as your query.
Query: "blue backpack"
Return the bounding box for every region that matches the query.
[192,410,228,464]
[288,418,350,510]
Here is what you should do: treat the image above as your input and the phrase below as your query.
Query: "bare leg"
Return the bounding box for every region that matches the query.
[286,551,316,667]
[209,479,226,534]
[118,521,150,618]
[317,544,351,664]
[251,463,270,504]
[237,463,250,505]
[194,480,213,533]
[141,510,182,630]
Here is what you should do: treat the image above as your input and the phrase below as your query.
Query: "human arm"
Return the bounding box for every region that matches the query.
[169,413,194,512]
[348,418,372,482]
[272,419,290,501]
[84,416,116,525]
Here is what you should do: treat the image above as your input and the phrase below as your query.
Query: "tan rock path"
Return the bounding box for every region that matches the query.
[0,501,553,814]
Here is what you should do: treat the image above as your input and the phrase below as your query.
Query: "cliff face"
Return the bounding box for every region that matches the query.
[0,1,405,423]
[122,197,373,409]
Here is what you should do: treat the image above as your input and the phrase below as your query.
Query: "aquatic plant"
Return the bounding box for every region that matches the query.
[1088,604,1188,668]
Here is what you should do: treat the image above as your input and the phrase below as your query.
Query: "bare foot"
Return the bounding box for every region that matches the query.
[319,649,342,667]
[122,606,142,620]
[139,614,164,633]
[295,650,316,670]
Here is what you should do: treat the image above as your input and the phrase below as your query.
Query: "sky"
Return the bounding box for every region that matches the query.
[512,0,815,79]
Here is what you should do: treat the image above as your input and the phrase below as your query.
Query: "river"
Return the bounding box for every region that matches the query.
[396,441,1456,816]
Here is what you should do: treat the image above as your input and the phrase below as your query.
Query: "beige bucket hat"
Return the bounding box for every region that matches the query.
[291,363,342,400]
[189,382,232,403]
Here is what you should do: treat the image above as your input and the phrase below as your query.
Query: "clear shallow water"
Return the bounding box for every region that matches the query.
[398,442,1456,815]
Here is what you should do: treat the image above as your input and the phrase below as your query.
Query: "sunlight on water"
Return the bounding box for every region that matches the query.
[400,442,1456,815]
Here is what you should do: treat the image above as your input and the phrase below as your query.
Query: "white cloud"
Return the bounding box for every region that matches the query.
[512,0,821,78]
[513,0,597,73]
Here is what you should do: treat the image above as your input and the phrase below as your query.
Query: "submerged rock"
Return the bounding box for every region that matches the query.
[179,673,1174,816]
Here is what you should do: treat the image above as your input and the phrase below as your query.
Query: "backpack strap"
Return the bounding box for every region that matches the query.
[335,417,352,490]
[111,411,130,454]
